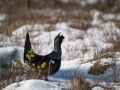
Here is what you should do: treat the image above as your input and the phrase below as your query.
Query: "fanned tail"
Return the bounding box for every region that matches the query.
[24,33,35,64]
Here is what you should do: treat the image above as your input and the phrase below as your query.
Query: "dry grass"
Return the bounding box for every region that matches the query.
[103,19,120,29]
[0,0,120,36]
[83,0,120,13]
[88,40,118,75]
[67,11,92,30]
[89,61,116,75]
[0,61,43,89]
[0,0,92,36]
[90,52,115,62]
[70,72,91,90]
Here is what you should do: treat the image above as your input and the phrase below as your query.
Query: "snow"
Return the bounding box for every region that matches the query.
[0,13,6,22]
[90,10,104,26]
[0,13,6,26]
[3,80,61,90]
[92,87,104,90]
[0,46,24,66]
[62,0,99,6]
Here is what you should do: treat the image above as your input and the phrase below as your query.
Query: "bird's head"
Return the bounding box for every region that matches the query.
[54,32,64,46]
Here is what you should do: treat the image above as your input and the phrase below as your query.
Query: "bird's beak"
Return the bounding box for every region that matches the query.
[58,32,61,36]
[58,32,64,39]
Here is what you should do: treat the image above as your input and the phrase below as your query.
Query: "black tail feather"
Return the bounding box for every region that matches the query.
[24,33,35,64]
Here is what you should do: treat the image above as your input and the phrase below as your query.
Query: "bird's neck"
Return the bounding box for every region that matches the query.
[45,43,62,59]
[53,43,61,53]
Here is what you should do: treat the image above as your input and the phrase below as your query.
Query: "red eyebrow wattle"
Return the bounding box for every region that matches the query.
[56,36,58,39]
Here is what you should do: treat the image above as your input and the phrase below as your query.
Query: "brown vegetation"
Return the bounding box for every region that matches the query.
[70,73,91,90]
[89,61,116,75]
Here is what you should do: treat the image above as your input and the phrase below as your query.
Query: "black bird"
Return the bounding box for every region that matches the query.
[24,32,64,79]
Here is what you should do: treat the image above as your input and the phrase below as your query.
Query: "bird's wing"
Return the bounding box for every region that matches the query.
[24,33,39,64]
[30,56,56,76]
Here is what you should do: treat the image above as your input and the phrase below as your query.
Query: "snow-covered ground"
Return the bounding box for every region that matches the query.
[1,10,120,90]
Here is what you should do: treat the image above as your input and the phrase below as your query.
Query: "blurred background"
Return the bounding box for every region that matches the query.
[0,0,120,36]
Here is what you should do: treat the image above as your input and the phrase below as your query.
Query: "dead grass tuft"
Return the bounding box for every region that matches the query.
[70,74,91,90]
[91,53,115,62]
[89,61,116,75]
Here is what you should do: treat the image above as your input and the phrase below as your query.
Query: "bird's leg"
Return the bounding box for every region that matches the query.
[45,76,48,81]
[48,61,51,76]
[37,72,42,79]
[44,61,51,81]
[38,75,48,81]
